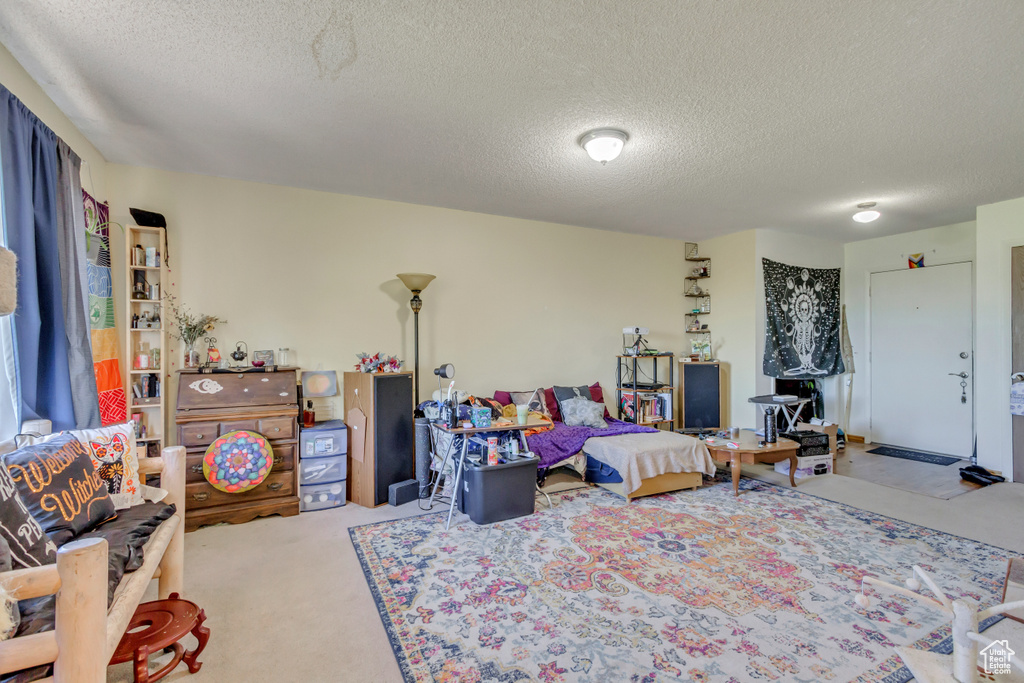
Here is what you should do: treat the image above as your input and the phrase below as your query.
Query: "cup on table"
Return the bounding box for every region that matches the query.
[730,426,740,439]
[516,404,529,425]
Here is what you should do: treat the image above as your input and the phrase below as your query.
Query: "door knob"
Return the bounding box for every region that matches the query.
[948,372,968,379]
[1013,372,1024,383]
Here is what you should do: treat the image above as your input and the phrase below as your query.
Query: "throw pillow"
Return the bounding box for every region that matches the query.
[0,536,20,641]
[552,385,596,421]
[4,434,117,546]
[560,396,608,429]
[0,460,57,569]
[588,382,613,420]
[72,422,143,510]
[492,391,513,406]
[507,389,549,417]
[544,387,563,422]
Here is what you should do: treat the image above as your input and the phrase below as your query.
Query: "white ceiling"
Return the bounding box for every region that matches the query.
[1,1,1023,242]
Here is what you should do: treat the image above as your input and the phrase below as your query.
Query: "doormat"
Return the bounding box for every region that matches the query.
[867,446,961,466]
[350,482,1010,682]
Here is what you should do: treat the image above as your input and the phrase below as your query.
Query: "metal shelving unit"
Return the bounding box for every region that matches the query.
[684,242,712,361]
[616,353,675,430]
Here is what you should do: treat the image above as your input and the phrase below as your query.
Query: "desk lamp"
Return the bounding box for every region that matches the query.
[398,273,435,404]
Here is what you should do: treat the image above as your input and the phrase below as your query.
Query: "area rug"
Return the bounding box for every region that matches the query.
[866,446,961,467]
[350,481,1010,682]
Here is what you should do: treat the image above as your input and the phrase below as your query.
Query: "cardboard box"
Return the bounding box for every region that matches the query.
[797,421,839,455]
[774,453,833,479]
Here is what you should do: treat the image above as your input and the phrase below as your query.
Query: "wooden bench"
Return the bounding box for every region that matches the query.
[0,445,185,682]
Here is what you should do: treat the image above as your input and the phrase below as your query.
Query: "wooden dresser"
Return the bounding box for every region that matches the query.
[176,368,299,531]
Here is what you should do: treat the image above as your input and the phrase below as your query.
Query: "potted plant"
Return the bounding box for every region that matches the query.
[164,294,225,368]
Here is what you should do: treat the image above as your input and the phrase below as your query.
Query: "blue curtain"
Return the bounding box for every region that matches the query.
[0,85,76,431]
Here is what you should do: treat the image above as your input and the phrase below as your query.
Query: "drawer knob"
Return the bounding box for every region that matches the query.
[190,464,204,474]
[274,427,280,432]
[274,456,283,465]
[196,434,204,440]
[268,482,283,491]
[192,492,210,502]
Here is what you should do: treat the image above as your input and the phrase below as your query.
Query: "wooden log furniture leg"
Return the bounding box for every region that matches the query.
[54,538,108,683]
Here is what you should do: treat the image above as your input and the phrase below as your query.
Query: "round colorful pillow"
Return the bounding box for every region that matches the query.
[203,430,274,493]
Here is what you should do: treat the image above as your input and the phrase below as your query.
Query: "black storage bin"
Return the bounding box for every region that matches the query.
[456,456,538,524]
[782,430,831,457]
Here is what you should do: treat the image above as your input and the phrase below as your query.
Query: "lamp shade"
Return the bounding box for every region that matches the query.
[0,246,16,316]
[397,273,436,293]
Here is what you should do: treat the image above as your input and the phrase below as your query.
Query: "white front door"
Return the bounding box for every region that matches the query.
[870,262,974,457]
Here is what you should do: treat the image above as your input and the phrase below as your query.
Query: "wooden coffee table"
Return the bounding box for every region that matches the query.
[703,430,799,496]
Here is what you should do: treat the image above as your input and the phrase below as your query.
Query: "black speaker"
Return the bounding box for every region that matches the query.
[388,479,419,506]
[679,361,722,432]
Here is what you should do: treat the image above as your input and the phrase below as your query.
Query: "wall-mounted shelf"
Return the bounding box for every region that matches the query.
[684,243,712,361]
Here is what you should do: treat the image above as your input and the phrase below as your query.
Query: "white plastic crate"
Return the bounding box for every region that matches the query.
[774,453,833,479]
[300,480,346,511]
[299,453,347,485]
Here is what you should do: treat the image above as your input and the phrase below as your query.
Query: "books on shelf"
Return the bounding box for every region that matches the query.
[621,391,673,424]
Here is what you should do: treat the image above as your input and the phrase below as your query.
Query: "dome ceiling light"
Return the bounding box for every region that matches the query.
[579,128,628,164]
[852,201,881,223]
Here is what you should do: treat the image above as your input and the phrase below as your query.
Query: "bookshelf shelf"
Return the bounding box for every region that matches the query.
[616,353,674,430]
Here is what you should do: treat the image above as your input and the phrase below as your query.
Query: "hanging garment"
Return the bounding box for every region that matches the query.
[83,190,128,425]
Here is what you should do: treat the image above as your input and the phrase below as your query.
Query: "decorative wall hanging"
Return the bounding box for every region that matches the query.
[202,430,273,493]
[83,190,128,425]
[908,253,925,268]
[762,258,845,379]
[301,370,338,397]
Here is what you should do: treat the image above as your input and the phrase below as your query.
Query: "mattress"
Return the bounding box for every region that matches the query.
[583,431,715,496]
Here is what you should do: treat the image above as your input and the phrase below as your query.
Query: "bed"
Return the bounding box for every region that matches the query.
[526,418,716,500]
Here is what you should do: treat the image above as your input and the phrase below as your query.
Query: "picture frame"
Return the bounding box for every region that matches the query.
[253,350,274,365]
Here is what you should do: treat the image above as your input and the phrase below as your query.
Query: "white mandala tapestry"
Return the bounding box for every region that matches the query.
[763,258,845,379]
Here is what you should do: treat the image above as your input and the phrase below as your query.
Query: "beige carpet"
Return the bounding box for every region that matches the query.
[110,471,1024,682]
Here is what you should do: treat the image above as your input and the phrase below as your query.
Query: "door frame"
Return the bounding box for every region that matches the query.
[866,260,976,452]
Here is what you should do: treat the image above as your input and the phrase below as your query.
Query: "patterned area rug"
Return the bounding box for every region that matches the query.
[350,480,1010,682]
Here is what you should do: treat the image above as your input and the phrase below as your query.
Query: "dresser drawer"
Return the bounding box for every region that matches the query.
[258,416,295,440]
[219,419,257,434]
[179,423,218,447]
[185,470,294,510]
[186,443,295,483]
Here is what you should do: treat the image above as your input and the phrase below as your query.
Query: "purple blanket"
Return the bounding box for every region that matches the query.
[526,419,658,470]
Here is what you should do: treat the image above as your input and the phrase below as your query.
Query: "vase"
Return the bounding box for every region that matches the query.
[184,342,200,368]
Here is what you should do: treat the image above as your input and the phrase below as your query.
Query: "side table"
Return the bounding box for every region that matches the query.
[703,431,800,496]
[110,593,210,683]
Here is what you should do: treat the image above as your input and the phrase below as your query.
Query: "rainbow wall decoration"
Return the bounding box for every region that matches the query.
[83,190,127,425]
[908,253,925,268]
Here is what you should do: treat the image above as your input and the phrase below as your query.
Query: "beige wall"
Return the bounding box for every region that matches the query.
[697,230,757,427]
[106,165,691,440]
[975,197,1024,478]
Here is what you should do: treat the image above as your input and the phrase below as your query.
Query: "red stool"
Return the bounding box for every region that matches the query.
[110,593,210,683]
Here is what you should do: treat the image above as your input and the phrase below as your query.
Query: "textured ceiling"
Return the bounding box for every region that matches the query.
[1,1,1023,242]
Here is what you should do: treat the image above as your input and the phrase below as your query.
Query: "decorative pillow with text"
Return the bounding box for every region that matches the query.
[3,435,117,546]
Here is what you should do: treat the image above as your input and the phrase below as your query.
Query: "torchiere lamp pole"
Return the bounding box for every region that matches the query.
[397,273,436,405]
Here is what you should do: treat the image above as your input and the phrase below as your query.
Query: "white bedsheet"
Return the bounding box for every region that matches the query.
[583,431,715,496]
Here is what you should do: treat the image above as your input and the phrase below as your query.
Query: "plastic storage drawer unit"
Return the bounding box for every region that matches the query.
[300,481,346,511]
[457,455,538,524]
[300,419,347,458]
[299,453,347,485]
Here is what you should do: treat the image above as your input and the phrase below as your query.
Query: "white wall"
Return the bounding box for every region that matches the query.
[843,221,976,440]
[975,198,1024,478]
[106,165,693,440]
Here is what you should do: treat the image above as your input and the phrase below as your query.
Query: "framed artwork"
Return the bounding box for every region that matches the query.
[301,370,338,397]
[253,350,274,365]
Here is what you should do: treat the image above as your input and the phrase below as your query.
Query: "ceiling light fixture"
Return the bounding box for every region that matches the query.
[852,202,880,223]
[579,128,628,164]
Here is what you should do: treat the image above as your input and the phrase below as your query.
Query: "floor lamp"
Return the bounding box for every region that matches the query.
[397,273,435,405]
